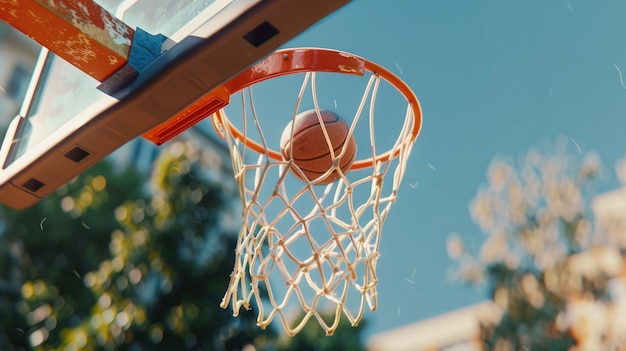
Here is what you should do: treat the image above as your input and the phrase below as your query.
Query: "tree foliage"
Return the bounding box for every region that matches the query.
[0,159,146,350]
[449,136,626,350]
[0,140,367,350]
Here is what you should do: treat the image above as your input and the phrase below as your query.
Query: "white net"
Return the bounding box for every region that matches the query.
[216,65,418,335]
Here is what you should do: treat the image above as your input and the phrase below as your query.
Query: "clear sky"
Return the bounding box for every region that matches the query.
[278,0,626,337]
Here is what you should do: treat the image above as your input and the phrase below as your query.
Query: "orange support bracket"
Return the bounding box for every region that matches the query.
[0,0,167,93]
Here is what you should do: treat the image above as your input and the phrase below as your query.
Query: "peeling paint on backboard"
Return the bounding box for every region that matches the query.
[0,0,133,81]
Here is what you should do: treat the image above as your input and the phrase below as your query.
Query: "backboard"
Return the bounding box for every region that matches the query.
[0,0,349,209]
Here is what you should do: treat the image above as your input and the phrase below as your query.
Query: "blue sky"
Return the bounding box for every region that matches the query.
[279,0,626,337]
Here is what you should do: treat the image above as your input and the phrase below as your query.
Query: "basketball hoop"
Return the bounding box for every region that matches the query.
[212,48,422,335]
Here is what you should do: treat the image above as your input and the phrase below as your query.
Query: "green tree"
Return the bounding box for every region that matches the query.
[0,159,146,350]
[449,136,626,350]
[0,139,368,350]
[54,141,276,350]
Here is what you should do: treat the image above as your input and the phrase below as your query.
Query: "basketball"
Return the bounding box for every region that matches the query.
[280,109,357,184]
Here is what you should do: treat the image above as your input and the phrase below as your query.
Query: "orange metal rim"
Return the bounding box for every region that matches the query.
[212,47,423,170]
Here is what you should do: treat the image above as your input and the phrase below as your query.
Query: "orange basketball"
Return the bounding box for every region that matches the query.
[280,109,357,184]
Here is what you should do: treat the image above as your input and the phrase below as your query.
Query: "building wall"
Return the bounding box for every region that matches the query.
[367,302,500,351]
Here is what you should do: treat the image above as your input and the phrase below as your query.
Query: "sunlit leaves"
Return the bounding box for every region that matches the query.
[56,139,275,350]
[446,232,465,259]
[0,138,367,350]
[447,136,623,350]
[59,174,111,218]
[462,137,602,275]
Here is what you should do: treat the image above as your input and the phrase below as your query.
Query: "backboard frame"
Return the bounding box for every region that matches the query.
[0,0,350,209]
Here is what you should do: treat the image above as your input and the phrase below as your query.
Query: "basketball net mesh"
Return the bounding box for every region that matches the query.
[216,70,417,336]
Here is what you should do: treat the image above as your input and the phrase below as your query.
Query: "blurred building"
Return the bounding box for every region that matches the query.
[367,302,501,351]
[572,187,626,350]
[560,246,626,350]
[592,186,626,247]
